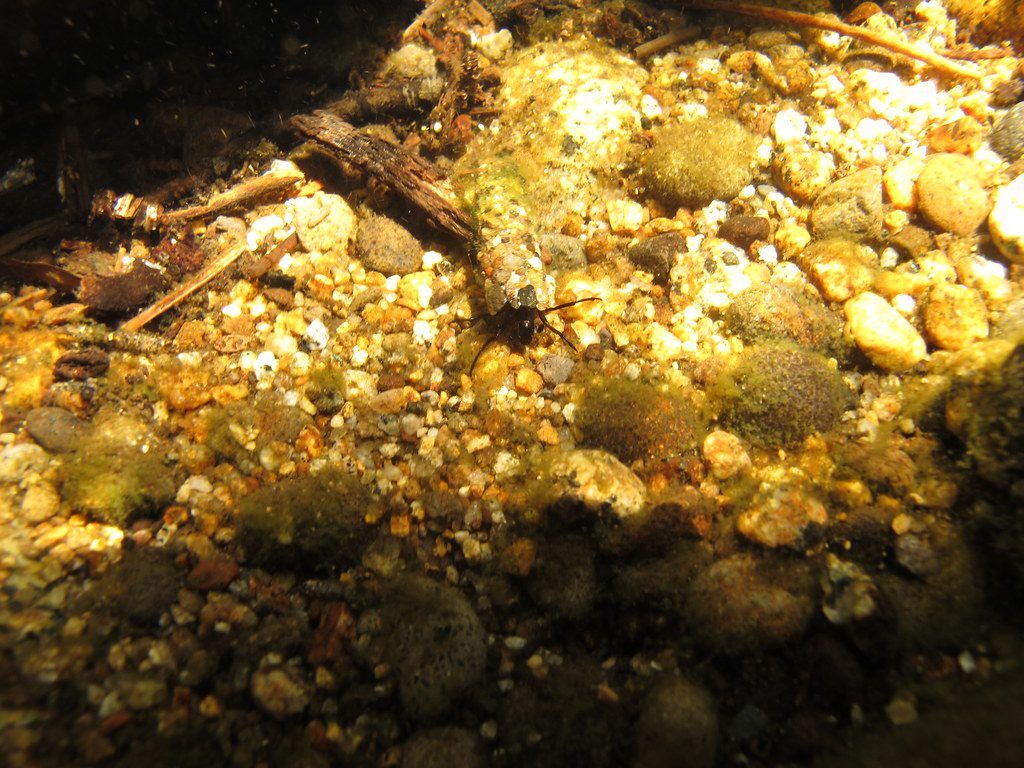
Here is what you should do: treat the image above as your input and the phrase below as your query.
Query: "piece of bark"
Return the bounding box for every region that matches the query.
[120,241,247,332]
[160,168,303,226]
[80,263,168,313]
[0,216,64,260]
[0,257,81,293]
[292,110,472,241]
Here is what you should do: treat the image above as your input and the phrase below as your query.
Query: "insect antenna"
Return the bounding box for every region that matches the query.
[537,312,578,352]
[539,296,601,314]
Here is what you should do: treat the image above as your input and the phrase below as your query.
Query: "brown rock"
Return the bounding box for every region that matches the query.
[188,555,240,591]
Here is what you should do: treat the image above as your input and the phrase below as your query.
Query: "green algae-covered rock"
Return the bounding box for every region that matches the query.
[237,466,373,573]
[725,282,850,361]
[642,115,759,209]
[711,342,849,447]
[61,414,177,527]
[575,377,706,467]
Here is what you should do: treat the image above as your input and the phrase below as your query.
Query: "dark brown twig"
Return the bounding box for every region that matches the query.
[292,110,473,241]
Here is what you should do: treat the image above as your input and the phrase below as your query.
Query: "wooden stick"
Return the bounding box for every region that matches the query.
[161,169,302,226]
[635,25,701,58]
[681,0,982,80]
[0,216,63,260]
[292,110,473,241]
[120,240,247,332]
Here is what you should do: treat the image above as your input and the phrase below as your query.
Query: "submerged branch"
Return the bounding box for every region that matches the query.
[681,0,982,80]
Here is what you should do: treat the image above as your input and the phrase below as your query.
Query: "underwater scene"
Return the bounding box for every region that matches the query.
[2,0,1024,765]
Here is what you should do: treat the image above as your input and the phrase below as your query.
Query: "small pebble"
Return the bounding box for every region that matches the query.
[922,283,988,350]
[799,239,877,303]
[250,663,310,720]
[991,102,1024,162]
[718,215,770,249]
[702,430,750,480]
[882,156,924,212]
[927,117,983,154]
[989,172,1024,265]
[773,148,835,203]
[844,292,926,372]
[737,485,828,550]
[536,354,574,386]
[810,167,882,241]
[607,198,646,234]
[288,192,356,258]
[628,233,685,285]
[916,153,990,236]
[20,482,60,523]
[514,368,544,396]
[24,407,85,453]
[539,232,587,272]
[0,443,49,483]
[355,214,423,276]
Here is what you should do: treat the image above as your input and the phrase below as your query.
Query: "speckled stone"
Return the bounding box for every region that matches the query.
[628,232,685,285]
[798,238,877,302]
[539,232,587,272]
[991,102,1024,162]
[737,485,828,550]
[354,214,423,276]
[810,167,883,241]
[250,663,311,720]
[536,354,575,386]
[916,153,990,236]
[541,449,646,519]
[773,147,835,203]
[923,283,989,350]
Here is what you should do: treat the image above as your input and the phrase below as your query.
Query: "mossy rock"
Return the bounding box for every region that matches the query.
[725,282,850,361]
[204,391,311,469]
[642,116,758,209]
[525,536,598,621]
[236,467,373,574]
[380,575,487,722]
[711,342,850,447]
[93,547,181,626]
[575,377,706,467]
[952,342,1024,486]
[684,554,817,654]
[61,415,177,527]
